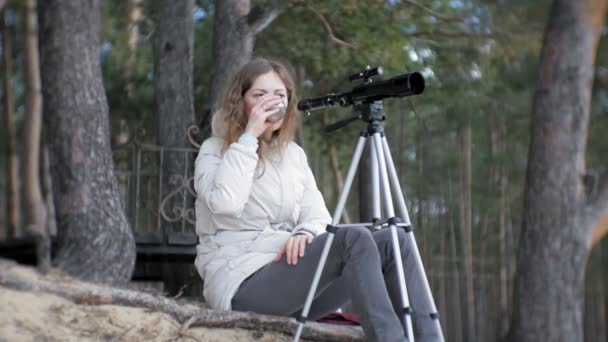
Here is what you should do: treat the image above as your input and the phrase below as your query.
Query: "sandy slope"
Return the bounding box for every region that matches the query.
[0,286,296,341]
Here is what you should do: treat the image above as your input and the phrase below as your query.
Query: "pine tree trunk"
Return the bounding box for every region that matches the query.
[201,0,281,137]
[39,0,135,286]
[1,8,20,239]
[152,0,200,298]
[22,0,49,271]
[207,0,253,116]
[508,1,608,341]
[153,0,195,229]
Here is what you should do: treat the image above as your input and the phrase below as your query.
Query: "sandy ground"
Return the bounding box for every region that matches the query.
[0,286,299,342]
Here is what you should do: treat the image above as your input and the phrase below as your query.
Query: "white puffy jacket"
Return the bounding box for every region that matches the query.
[194,136,331,310]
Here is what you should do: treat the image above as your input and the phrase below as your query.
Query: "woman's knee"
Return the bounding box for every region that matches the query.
[373,226,406,243]
[395,226,407,244]
[374,227,409,255]
[337,225,374,246]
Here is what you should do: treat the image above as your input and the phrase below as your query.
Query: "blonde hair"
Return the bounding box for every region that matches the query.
[211,58,299,161]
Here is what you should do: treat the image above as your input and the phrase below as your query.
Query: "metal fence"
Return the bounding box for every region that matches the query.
[112,127,201,256]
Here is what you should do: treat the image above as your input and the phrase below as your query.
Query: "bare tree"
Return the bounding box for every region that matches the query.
[39,0,135,286]
[508,1,608,341]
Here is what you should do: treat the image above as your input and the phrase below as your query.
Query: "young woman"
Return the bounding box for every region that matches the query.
[194,58,438,342]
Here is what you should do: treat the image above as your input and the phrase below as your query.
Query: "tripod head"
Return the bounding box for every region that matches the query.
[297,66,425,133]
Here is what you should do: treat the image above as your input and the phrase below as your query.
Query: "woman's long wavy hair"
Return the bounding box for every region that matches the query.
[211,58,299,163]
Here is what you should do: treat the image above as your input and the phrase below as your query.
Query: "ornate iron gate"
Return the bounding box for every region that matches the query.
[112,127,201,257]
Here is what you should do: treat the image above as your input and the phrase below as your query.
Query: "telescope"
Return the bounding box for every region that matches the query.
[297,67,425,112]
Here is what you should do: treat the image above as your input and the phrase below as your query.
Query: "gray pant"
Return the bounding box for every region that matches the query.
[231,226,440,342]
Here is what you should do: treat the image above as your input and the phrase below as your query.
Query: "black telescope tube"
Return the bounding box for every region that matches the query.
[347,72,425,104]
[297,93,341,111]
[297,71,425,111]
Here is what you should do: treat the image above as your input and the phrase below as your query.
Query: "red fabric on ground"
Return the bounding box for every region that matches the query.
[316,312,361,326]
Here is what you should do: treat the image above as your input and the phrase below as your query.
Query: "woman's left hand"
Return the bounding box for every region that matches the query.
[274,234,313,266]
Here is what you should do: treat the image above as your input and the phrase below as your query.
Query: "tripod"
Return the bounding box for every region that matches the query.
[293,101,445,342]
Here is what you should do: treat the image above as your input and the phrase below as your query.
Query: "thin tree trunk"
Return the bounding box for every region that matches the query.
[590,209,608,247]
[438,182,449,340]
[127,0,141,52]
[321,111,351,224]
[1,8,20,239]
[415,120,424,257]
[459,123,475,341]
[489,116,510,339]
[39,0,136,286]
[358,142,375,222]
[447,171,464,342]
[124,0,142,95]
[498,170,510,337]
[505,180,515,324]
[496,121,510,339]
[294,64,306,148]
[42,145,57,237]
[23,0,49,271]
[398,108,406,181]
[509,1,608,341]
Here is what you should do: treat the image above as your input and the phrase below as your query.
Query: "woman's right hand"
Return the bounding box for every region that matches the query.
[274,234,313,266]
[244,94,285,138]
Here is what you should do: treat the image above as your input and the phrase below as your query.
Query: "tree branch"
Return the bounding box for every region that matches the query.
[0,259,364,341]
[304,4,357,48]
[402,0,467,23]
[249,6,281,35]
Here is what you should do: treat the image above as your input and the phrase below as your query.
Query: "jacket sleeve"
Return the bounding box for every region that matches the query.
[291,148,332,237]
[194,138,259,217]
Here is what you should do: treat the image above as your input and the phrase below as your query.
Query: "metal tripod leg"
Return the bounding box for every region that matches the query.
[370,138,382,226]
[293,129,445,342]
[293,135,367,342]
[382,136,446,342]
[371,132,415,342]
